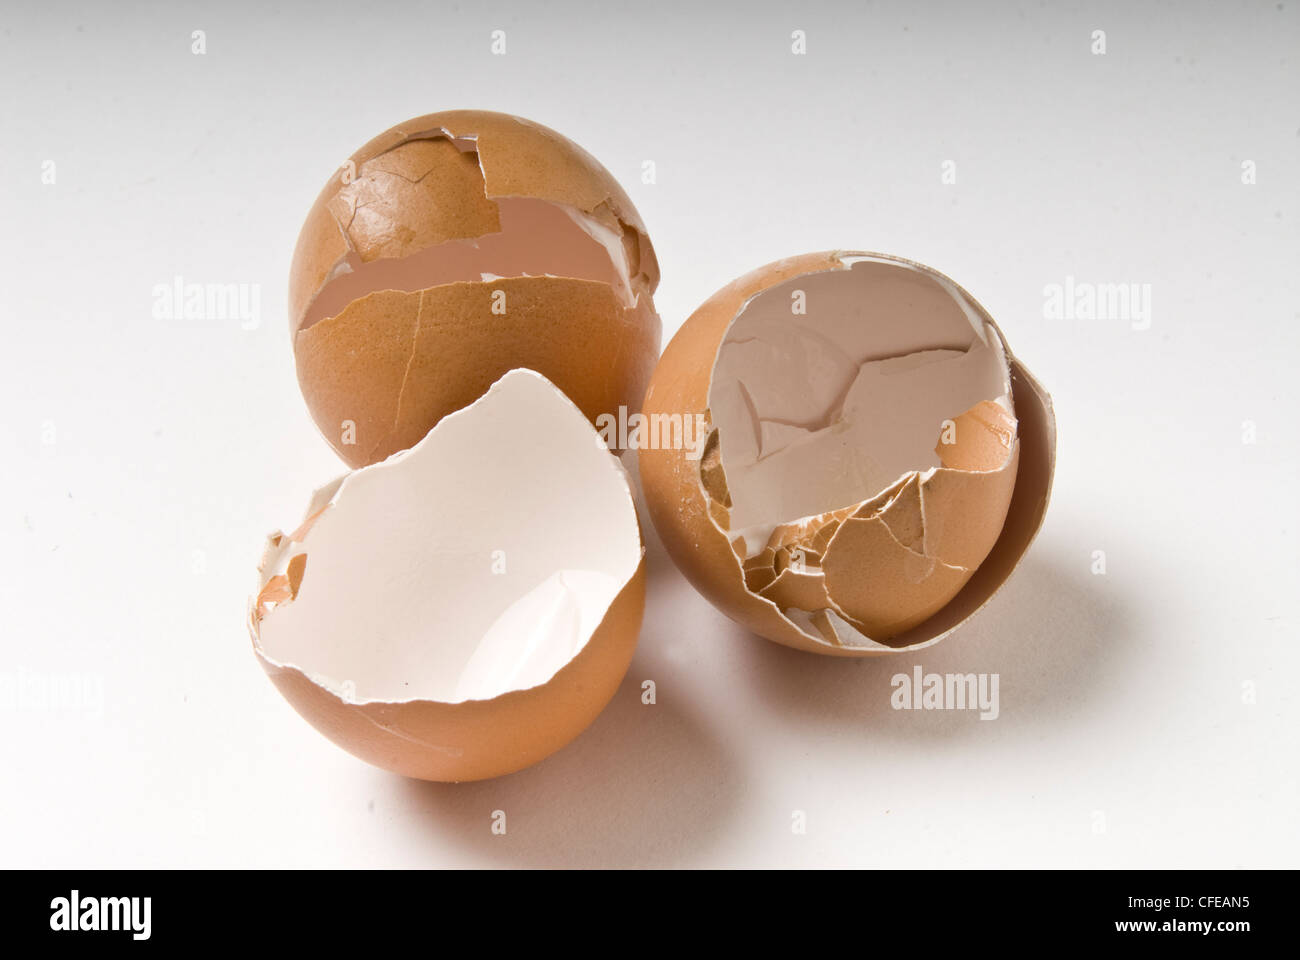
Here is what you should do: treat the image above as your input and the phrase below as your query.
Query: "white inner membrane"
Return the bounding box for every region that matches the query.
[255,369,642,704]
[712,254,1013,572]
[708,256,1014,559]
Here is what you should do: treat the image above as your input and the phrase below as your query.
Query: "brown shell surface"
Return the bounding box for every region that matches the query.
[296,277,659,467]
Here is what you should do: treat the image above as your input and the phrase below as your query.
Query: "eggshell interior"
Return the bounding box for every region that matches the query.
[250,369,645,780]
[298,197,637,334]
[711,257,1015,557]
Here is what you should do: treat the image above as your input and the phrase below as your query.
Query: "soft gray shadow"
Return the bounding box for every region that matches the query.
[397,672,740,868]
[739,548,1139,740]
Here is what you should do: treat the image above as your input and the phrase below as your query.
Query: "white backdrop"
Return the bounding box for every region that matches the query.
[1,0,1296,867]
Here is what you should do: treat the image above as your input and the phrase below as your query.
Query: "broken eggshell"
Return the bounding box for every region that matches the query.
[249,369,646,781]
[291,109,661,468]
[639,252,1056,656]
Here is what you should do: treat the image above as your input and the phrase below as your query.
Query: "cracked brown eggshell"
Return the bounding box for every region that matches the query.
[249,370,646,781]
[290,110,661,468]
[639,252,1056,657]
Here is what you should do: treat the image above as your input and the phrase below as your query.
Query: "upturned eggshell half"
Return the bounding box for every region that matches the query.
[249,369,646,781]
[290,110,661,468]
[638,252,1056,657]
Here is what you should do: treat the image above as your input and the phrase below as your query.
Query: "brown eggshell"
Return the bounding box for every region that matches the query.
[250,369,647,781]
[821,515,971,638]
[296,278,659,466]
[289,110,661,468]
[639,252,1057,656]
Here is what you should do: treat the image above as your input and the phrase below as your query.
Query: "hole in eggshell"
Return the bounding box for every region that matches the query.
[703,257,1022,645]
[300,197,639,332]
[296,128,647,334]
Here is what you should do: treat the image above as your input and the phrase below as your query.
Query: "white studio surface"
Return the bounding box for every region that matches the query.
[0,0,1296,868]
